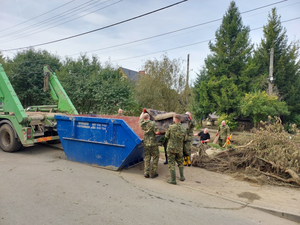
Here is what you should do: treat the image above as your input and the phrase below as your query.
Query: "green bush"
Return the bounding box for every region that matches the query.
[217,114,238,130]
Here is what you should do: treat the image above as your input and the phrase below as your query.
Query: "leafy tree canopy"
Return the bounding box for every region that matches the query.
[3,49,61,107]
[240,91,289,127]
[57,54,138,115]
[136,54,186,112]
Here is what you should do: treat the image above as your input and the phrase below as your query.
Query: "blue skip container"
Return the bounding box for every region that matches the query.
[55,115,144,170]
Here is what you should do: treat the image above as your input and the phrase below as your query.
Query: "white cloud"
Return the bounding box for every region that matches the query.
[0,0,299,83]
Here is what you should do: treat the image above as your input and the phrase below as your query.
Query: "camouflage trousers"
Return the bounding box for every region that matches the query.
[183,141,191,157]
[198,143,209,156]
[144,145,159,176]
[218,138,226,147]
[167,151,184,170]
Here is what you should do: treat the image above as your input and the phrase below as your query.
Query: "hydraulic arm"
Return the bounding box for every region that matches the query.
[0,64,78,152]
[43,65,78,114]
[0,64,28,124]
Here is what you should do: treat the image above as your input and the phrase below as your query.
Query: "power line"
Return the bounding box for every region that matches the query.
[0,0,100,40]
[111,16,300,63]
[4,0,287,45]
[4,14,299,67]
[6,14,300,68]
[241,0,287,13]
[2,0,292,65]
[0,0,121,43]
[67,0,288,55]
[4,12,297,76]
[0,0,188,52]
[8,0,288,54]
[0,0,76,33]
[2,1,300,64]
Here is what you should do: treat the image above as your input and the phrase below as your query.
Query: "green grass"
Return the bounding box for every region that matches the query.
[208,143,224,150]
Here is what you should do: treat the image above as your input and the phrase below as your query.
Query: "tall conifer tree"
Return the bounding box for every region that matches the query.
[194,1,252,118]
[253,8,300,123]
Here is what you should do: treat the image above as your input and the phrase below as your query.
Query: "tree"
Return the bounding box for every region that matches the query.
[193,67,213,119]
[253,8,300,124]
[193,1,253,119]
[240,91,289,127]
[0,52,5,65]
[4,49,61,107]
[135,54,186,112]
[57,54,137,114]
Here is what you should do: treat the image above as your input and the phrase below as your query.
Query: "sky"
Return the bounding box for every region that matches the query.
[1,0,300,83]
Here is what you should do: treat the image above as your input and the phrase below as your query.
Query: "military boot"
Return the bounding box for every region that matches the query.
[183,157,187,166]
[167,170,177,185]
[179,167,185,181]
[187,156,192,167]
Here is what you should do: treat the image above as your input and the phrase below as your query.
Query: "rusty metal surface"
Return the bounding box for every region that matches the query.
[69,110,189,139]
[70,114,144,139]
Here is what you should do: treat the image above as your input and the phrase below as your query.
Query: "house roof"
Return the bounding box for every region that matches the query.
[119,67,139,80]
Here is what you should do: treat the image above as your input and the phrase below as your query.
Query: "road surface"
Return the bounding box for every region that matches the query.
[0,144,297,225]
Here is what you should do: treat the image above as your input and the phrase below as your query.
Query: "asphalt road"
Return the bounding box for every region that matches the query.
[0,144,298,225]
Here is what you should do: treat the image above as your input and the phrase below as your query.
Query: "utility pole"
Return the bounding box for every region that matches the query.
[268,47,274,95]
[186,54,190,89]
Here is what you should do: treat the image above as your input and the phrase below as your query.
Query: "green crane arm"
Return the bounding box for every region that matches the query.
[43,65,78,114]
[0,64,28,124]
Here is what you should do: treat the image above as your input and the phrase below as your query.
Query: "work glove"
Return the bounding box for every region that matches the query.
[202,140,205,144]
[142,108,146,113]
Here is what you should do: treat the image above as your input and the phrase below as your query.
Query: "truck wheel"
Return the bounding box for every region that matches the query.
[0,124,22,152]
[46,139,61,144]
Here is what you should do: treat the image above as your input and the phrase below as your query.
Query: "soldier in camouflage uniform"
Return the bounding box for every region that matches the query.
[165,114,186,185]
[216,120,230,147]
[183,112,196,166]
[139,112,160,178]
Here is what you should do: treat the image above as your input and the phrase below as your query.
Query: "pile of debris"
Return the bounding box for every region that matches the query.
[144,108,190,133]
[192,118,300,187]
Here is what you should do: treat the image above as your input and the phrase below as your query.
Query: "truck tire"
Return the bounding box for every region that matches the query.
[0,124,22,152]
[46,139,61,144]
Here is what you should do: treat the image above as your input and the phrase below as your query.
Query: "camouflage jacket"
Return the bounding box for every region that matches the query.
[218,124,230,139]
[185,118,196,142]
[165,123,186,154]
[139,118,158,147]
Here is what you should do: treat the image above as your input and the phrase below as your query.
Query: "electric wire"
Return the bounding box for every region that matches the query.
[5,14,300,78]
[0,0,101,40]
[49,0,292,56]
[0,0,188,52]
[111,16,300,63]
[0,0,121,43]
[0,0,76,33]
[2,0,298,66]
[0,0,285,53]
[2,0,288,44]
[4,14,299,68]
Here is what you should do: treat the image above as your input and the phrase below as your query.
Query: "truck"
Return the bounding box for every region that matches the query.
[0,64,78,152]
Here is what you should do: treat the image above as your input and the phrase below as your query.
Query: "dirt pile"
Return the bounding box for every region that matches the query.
[192,118,300,187]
